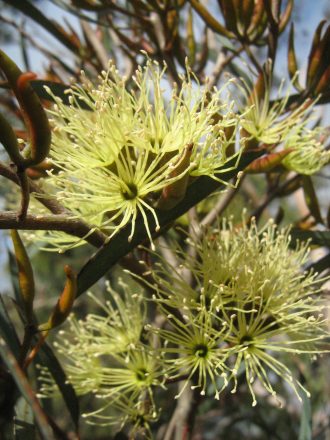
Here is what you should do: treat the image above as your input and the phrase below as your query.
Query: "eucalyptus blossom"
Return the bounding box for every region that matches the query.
[238,75,318,145]
[147,217,329,405]
[35,58,243,251]
[281,124,330,174]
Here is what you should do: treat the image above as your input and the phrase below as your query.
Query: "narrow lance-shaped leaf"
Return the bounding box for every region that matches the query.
[279,0,294,33]
[299,392,312,440]
[247,69,266,106]
[290,229,330,248]
[189,0,234,38]
[245,149,293,173]
[0,338,56,440]
[0,112,22,166]
[24,266,77,369]
[218,0,238,35]
[315,64,330,95]
[29,79,91,109]
[16,72,51,167]
[288,24,303,91]
[41,266,77,331]
[306,21,326,90]
[306,252,330,274]
[302,175,324,224]
[238,0,255,34]
[0,296,21,358]
[36,342,80,430]
[309,25,330,93]
[186,6,196,66]
[0,51,51,168]
[247,0,264,38]
[10,230,35,323]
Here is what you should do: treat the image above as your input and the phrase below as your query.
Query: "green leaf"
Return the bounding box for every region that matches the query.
[299,393,312,440]
[0,296,21,358]
[36,342,80,430]
[0,337,56,440]
[290,229,330,247]
[306,252,330,274]
[190,0,233,38]
[77,150,262,296]
[14,397,36,440]
[302,176,323,224]
[8,248,21,306]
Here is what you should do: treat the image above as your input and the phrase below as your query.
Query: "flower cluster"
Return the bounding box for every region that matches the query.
[33,59,243,251]
[239,77,309,145]
[282,124,330,175]
[147,217,329,405]
[42,218,329,434]
[38,280,161,433]
[26,63,330,253]
[237,75,330,174]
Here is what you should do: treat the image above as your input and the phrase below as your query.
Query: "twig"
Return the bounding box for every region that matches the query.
[157,236,179,268]
[243,43,262,73]
[23,331,48,370]
[80,20,109,70]
[0,211,106,247]
[264,0,280,64]
[251,174,301,222]
[162,386,193,440]
[207,46,244,90]
[0,161,66,214]
[0,337,56,440]
[181,207,199,285]
[18,324,36,367]
[0,14,75,75]
[16,169,30,220]
[185,386,203,440]
[199,176,245,233]
[0,161,107,245]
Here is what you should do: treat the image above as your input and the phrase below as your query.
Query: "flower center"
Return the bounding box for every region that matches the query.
[122,182,138,200]
[133,413,147,427]
[149,137,163,149]
[135,367,148,382]
[239,334,254,346]
[194,343,208,358]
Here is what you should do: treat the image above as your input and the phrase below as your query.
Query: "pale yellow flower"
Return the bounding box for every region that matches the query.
[36,59,242,251]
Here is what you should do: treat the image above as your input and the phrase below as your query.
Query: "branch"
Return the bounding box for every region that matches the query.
[251,174,301,222]
[0,161,66,214]
[200,176,245,232]
[0,161,107,246]
[0,211,106,247]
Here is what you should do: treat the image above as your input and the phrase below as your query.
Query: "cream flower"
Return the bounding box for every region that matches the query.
[82,395,158,436]
[147,217,329,405]
[39,280,162,427]
[146,295,230,399]
[282,125,330,174]
[238,75,317,145]
[36,58,242,251]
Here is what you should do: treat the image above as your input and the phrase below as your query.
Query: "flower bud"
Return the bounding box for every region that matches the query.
[43,265,77,330]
